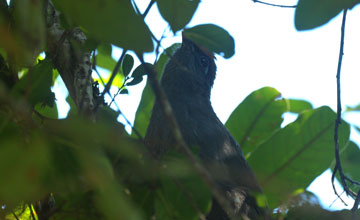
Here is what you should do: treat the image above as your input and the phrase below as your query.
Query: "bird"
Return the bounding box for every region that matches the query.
[144,35,272,220]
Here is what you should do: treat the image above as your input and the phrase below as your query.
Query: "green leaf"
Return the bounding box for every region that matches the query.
[154,152,211,219]
[97,43,112,56]
[155,175,211,220]
[66,95,77,117]
[354,125,360,133]
[0,127,50,206]
[122,54,134,77]
[335,141,360,192]
[226,87,286,156]
[95,52,117,72]
[120,88,129,94]
[157,0,200,33]
[345,103,360,112]
[295,0,359,30]
[248,106,350,208]
[287,99,313,113]
[12,58,54,105]
[183,24,235,58]
[126,76,143,86]
[53,0,153,52]
[83,37,100,53]
[132,44,180,138]
[34,101,58,119]
[132,63,153,79]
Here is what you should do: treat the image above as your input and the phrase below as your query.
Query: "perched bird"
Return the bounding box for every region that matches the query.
[145,35,272,220]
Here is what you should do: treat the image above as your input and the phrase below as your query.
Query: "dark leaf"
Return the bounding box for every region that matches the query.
[295,0,359,30]
[157,0,200,33]
[132,63,153,79]
[126,76,143,86]
[53,0,153,52]
[248,106,350,208]
[183,24,235,58]
[122,54,134,77]
[120,88,129,94]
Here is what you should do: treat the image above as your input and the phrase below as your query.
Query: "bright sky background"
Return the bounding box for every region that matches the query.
[53,0,360,211]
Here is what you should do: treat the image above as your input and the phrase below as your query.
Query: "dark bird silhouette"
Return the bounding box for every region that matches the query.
[145,35,272,220]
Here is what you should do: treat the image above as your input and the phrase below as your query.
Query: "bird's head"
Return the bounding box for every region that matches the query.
[161,34,217,98]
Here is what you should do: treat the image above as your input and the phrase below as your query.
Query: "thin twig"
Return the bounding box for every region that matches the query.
[332,9,359,212]
[137,54,236,220]
[332,7,349,205]
[252,0,297,8]
[101,50,127,101]
[142,0,155,18]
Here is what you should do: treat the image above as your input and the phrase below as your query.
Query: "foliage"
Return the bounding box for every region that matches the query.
[295,0,359,30]
[0,0,359,219]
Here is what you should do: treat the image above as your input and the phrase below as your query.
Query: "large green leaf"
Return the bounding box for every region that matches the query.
[132,43,180,138]
[295,0,359,30]
[157,0,200,33]
[53,0,153,52]
[226,87,286,156]
[247,106,350,208]
[226,87,313,157]
[0,118,51,206]
[183,24,235,58]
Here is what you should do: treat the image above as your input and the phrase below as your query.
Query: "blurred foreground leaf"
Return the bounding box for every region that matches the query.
[53,0,153,52]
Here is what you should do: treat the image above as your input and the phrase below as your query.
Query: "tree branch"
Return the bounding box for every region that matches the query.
[252,0,297,8]
[45,1,97,117]
[331,9,360,212]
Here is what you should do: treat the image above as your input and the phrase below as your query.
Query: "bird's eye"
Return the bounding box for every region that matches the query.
[200,56,209,67]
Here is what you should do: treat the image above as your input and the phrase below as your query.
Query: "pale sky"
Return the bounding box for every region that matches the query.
[54,0,360,211]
